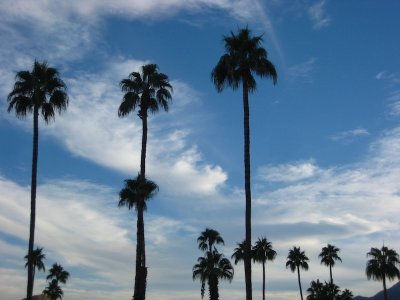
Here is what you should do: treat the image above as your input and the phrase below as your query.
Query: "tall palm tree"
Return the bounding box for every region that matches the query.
[318,244,342,285]
[24,247,46,291]
[7,60,68,300]
[286,246,309,300]
[118,63,172,300]
[193,250,234,300]
[231,240,248,265]
[366,246,400,300]
[211,27,277,300]
[198,228,225,253]
[252,237,277,300]
[43,279,64,300]
[46,263,70,285]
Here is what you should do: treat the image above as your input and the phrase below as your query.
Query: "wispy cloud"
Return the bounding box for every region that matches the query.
[330,127,370,142]
[376,70,400,118]
[308,0,331,29]
[258,160,319,182]
[287,57,316,82]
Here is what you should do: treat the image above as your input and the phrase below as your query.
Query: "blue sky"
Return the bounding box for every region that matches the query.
[1,1,400,299]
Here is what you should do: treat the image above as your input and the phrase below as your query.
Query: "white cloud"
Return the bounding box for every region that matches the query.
[308,0,331,29]
[330,127,370,141]
[258,160,319,182]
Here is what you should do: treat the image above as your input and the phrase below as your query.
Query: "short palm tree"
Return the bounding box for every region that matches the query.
[119,63,172,300]
[24,247,46,291]
[366,246,400,300]
[286,246,309,300]
[212,27,277,300]
[46,263,70,285]
[306,279,323,300]
[193,250,234,300]
[231,240,248,265]
[321,281,340,300]
[252,237,277,300]
[43,279,64,300]
[319,244,342,285]
[7,60,68,300]
[339,289,353,300]
[198,228,225,253]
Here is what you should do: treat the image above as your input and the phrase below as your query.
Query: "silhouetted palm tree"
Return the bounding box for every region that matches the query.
[7,60,68,300]
[43,279,63,300]
[252,237,276,300]
[306,279,323,300]
[232,240,248,265]
[321,281,340,300]
[198,228,225,253]
[193,250,234,300]
[286,246,309,300]
[212,27,277,300]
[319,244,342,285]
[46,263,70,285]
[366,246,400,300]
[118,63,172,300]
[24,247,46,291]
[338,289,353,300]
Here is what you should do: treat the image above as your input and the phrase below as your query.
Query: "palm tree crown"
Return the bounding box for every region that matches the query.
[319,244,342,285]
[366,246,400,300]
[46,263,70,285]
[118,175,159,211]
[8,60,68,122]
[231,240,248,265]
[24,247,46,273]
[118,63,172,119]
[43,279,64,300]
[198,228,225,253]
[252,237,277,264]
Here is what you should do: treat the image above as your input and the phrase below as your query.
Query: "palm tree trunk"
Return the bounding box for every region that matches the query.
[297,267,303,300]
[209,276,219,300]
[262,262,265,300]
[27,105,39,300]
[134,110,148,300]
[329,265,333,285]
[383,275,388,300]
[242,81,252,300]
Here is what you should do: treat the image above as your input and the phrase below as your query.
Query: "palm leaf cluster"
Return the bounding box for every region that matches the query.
[42,263,70,300]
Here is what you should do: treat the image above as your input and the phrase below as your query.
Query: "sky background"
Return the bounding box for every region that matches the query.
[1,1,400,299]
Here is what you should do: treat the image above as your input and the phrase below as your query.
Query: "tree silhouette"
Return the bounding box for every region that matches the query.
[198,228,225,253]
[232,240,248,265]
[24,247,46,292]
[118,63,172,300]
[43,279,63,300]
[306,279,323,300]
[252,237,276,300]
[318,244,342,285]
[7,60,68,300]
[46,263,70,285]
[212,27,277,300]
[193,250,234,300]
[338,289,353,300]
[366,246,400,300]
[286,246,309,300]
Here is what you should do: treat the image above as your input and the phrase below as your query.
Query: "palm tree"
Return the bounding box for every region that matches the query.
[306,279,323,300]
[43,279,63,300]
[198,228,225,253]
[24,247,46,291]
[319,244,342,285]
[321,281,340,300]
[193,250,234,300]
[118,175,159,300]
[118,63,172,300]
[252,237,277,300]
[338,289,353,300]
[211,27,277,300]
[231,240,248,265]
[7,60,68,300]
[46,263,70,285]
[286,246,309,300]
[366,246,400,300]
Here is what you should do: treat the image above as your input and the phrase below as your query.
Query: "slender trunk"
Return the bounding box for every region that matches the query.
[383,275,387,300]
[134,109,148,300]
[297,267,303,300]
[262,262,265,300]
[27,105,39,300]
[242,81,252,300]
[329,265,333,285]
[209,276,219,300]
